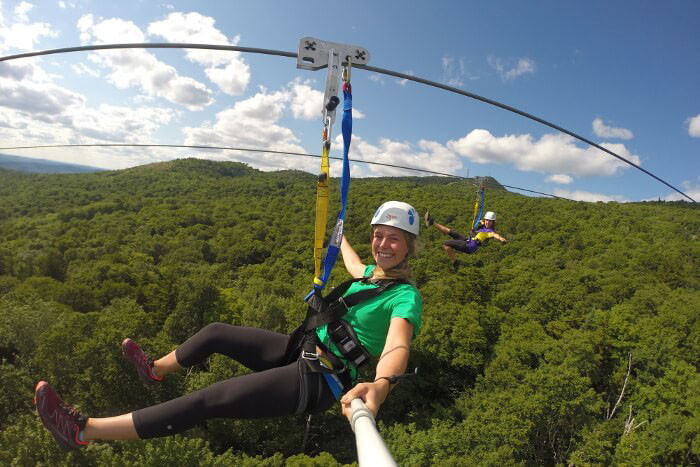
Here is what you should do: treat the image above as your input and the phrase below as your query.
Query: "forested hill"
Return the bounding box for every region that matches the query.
[0,153,105,174]
[1,158,697,466]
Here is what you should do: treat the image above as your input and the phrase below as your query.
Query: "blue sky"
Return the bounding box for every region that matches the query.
[0,0,698,202]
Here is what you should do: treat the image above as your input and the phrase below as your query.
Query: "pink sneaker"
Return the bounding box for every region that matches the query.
[121,338,163,384]
[34,381,89,450]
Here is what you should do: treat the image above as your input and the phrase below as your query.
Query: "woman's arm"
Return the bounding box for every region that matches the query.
[340,317,413,418]
[341,235,367,278]
[493,232,507,243]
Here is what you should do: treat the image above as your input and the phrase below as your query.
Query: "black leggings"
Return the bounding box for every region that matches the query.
[131,323,336,439]
[444,230,478,254]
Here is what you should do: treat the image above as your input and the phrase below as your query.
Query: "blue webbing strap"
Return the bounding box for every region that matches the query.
[472,187,485,230]
[322,372,344,399]
[305,83,352,300]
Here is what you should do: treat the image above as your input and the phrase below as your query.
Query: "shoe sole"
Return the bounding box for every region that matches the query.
[34,381,78,451]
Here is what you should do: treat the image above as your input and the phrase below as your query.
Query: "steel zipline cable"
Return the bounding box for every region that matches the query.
[0,143,566,199]
[0,42,694,202]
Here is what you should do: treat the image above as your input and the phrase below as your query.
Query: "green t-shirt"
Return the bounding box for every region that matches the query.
[315,265,423,380]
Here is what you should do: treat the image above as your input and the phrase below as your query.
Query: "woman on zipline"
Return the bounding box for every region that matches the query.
[424,210,507,271]
[34,201,423,450]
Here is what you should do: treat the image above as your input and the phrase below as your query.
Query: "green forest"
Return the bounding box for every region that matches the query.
[0,158,697,466]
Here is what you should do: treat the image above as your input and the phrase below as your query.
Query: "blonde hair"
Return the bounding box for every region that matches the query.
[370,227,421,286]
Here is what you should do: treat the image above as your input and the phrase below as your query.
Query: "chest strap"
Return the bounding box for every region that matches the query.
[303,277,401,332]
[286,277,404,370]
[308,277,404,369]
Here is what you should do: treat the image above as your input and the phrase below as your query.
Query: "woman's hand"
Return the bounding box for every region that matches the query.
[340,317,414,420]
[340,380,391,420]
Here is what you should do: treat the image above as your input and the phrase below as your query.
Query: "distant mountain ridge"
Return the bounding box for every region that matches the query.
[0,153,105,173]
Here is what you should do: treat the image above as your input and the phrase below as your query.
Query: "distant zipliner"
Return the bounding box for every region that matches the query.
[424,185,507,271]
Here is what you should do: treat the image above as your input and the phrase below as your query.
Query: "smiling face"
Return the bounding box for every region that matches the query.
[371,224,410,270]
[484,219,495,229]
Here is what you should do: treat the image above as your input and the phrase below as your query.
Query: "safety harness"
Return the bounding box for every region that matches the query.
[286,276,405,414]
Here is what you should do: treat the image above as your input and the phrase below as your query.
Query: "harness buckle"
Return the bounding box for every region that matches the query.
[302,350,335,370]
[301,350,319,361]
[336,296,349,312]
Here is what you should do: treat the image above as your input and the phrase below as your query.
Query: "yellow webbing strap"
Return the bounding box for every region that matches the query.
[471,192,481,230]
[313,140,331,286]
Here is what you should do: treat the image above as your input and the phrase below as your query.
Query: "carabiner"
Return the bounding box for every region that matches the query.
[322,116,332,143]
[342,55,351,84]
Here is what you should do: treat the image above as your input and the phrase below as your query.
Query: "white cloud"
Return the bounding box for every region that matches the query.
[147,12,250,96]
[488,56,536,81]
[546,174,573,184]
[448,129,641,177]
[396,70,413,86]
[79,15,145,42]
[0,80,179,167]
[288,79,364,120]
[0,91,180,168]
[0,46,178,167]
[181,88,316,172]
[204,62,249,96]
[71,62,100,77]
[368,73,385,85]
[0,1,57,53]
[0,78,84,116]
[442,56,463,87]
[662,181,700,202]
[0,65,176,141]
[57,1,75,9]
[0,109,27,129]
[70,103,177,142]
[289,80,322,120]
[332,134,463,178]
[592,117,634,139]
[14,1,33,22]
[178,79,367,172]
[554,189,627,203]
[76,13,94,42]
[687,114,700,137]
[147,12,226,58]
[0,61,36,80]
[0,61,86,118]
[442,56,478,86]
[77,15,214,110]
[506,59,535,80]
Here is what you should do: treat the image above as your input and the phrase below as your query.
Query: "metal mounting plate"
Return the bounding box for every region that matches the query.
[297,37,370,71]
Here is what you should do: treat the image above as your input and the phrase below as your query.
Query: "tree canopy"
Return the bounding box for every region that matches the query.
[0,158,697,466]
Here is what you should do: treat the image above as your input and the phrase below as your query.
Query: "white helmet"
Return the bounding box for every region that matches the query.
[483,211,496,221]
[371,201,419,236]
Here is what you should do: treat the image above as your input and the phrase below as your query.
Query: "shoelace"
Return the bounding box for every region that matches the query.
[64,403,81,419]
[131,344,152,368]
[51,401,83,434]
